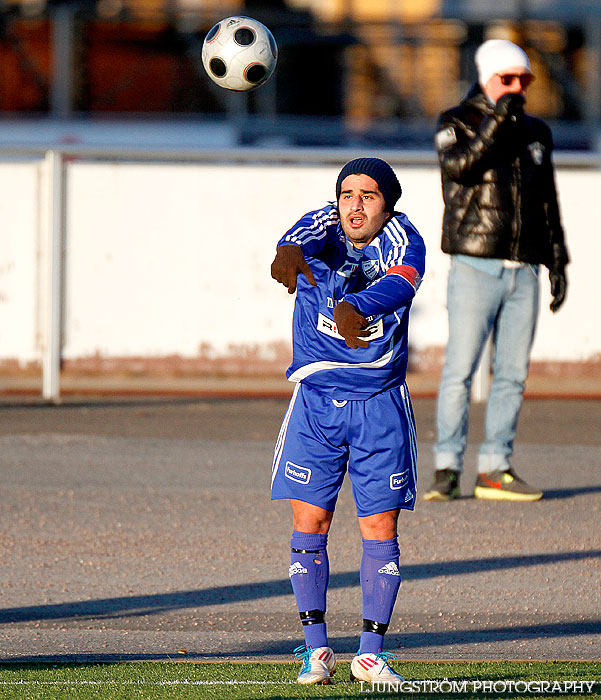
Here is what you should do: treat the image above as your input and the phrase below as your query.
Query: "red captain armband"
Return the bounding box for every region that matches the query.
[386,265,422,291]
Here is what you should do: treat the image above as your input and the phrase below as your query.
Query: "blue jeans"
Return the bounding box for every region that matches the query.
[435,258,539,473]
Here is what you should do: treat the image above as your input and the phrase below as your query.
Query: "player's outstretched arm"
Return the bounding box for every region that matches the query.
[271,244,317,294]
[334,301,369,349]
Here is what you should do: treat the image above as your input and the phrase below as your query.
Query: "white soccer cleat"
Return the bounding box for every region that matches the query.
[350,651,404,682]
[294,644,336,685]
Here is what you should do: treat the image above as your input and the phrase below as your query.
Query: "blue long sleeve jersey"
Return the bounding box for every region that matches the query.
[278,203,426,399]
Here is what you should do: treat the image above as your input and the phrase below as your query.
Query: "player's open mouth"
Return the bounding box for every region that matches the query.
[349,216,365,228]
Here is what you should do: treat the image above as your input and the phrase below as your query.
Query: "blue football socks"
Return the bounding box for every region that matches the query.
[359,537,401,655]
[289,530,329,649]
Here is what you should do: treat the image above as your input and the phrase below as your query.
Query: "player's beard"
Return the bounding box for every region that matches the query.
[341,212,390,249]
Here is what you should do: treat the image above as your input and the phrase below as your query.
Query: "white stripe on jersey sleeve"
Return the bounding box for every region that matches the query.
[283,207,338,246]
[383,218,409,269]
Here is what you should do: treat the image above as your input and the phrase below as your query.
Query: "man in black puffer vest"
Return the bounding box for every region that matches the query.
[424,39,570,503]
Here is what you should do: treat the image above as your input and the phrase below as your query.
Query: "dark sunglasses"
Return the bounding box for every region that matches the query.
[497,73,534,87]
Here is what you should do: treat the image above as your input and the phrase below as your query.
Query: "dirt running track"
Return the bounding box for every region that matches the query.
[0,396,599,663]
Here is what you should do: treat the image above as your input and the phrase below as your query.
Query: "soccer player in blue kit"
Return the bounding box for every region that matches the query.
[270,158,426,685]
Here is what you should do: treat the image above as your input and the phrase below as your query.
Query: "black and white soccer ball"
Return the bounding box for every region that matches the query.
[202,16,278,92]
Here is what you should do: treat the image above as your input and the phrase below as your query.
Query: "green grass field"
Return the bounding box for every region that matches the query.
[0,661,599,700]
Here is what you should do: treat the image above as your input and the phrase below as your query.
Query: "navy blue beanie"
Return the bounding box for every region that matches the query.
[335,157,402,212]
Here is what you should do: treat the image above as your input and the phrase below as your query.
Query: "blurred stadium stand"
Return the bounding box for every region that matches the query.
[0,0,599,150]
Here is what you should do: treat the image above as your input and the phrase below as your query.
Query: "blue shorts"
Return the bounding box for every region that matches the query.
[271,381,417,517]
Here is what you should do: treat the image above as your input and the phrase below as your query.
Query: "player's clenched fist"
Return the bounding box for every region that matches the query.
[334,301,370,349]
[270,244,317,294]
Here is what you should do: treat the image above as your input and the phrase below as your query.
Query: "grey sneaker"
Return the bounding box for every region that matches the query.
[474,469,543,501]
[423,469,460,501]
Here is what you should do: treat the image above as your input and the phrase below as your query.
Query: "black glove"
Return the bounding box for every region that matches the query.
[270,244,316,294]
[549,264,567,313]
[495,93,525,123]
[333,301,369,349]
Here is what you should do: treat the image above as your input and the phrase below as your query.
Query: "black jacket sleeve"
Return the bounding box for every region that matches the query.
[435,110,507,183]
[540,123,569,268]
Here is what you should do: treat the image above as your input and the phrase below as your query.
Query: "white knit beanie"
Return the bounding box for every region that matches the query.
[475,39,531,87]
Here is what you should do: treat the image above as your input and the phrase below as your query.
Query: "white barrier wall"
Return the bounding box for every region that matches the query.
[1,158,600,368]
[0,164,41,361]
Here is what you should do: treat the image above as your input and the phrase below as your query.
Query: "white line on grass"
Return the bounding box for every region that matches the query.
[0,680,296,685]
